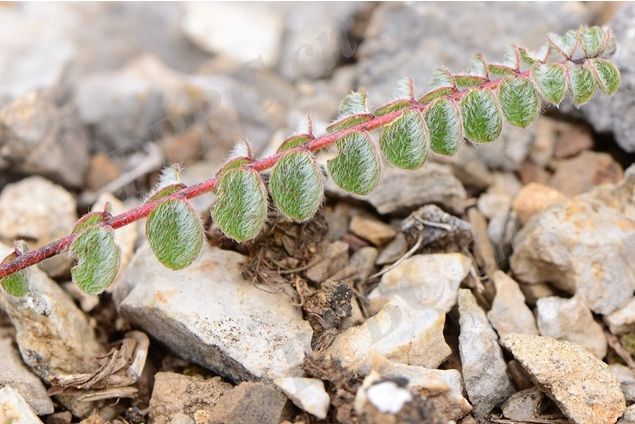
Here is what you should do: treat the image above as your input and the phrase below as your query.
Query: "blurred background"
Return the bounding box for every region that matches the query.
[0,2,631,208]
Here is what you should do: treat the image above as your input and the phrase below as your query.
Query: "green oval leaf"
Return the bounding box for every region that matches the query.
[460,88,502,143]
[146,199,203,269]
[454,74,488,90]
[418,86,456,104]
[212,168,268,241]
[327,132,380,195]
[71,226,120,295]
[379,110,428,169]
[424,98,463,156]
[590,58,620,96]
[146,183,186,203]
[547,30,579,58]
[530,63,567,105]
[270,152,323,222]
[498,76,540,128]
[278,134,313,152]
[1,252,28,297]
[326,113,373,133]
[581,26,606,58]
[567,62,596,106]
[374,99,411,116]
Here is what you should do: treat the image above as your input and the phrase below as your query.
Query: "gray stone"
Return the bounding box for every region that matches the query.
[511,192,635,315]
[368,253,471,314]
[326,162,467,215]
[619,404,635,424]
[349,215,396,246]
[208,382,288,424]
[75,67,165,152]
[148,372,232,424]
[606,297,635,336]
[328,297,450,371]
[349,246,378,281]
[274,377,330,419]
[376,232,407,266]
[610,364,635,404]
[579,4,635,152]
[536,296,607,359]
[458,289,514,417]
[487,271,538,336]
[0,386,42,423]
[0,243,101,382]
[501,333,625,424]
[0,92,89,187]
[0,338,53,415]
[303,240,349,284]
[119,244,313,382]
[0,177,77,277]
[501,387,545,422]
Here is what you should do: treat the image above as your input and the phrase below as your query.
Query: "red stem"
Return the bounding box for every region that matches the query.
[0,66,536,280]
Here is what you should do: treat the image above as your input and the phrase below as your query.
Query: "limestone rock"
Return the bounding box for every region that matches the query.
[0,386,42,424]
[375,233,407,266]
[611,364,635,404]
[349,246,378,281]
[118,244,313,382]
[536,296,607,359]
[349,215,396,246]
[0,176,76,277]
[512,183,567,225]
[510,194,635,315]
[458,289,514,417]
[148,372,232,424]
[208,382,288,424]
[606,298,635,336]
[0,338,53,415]
[303,241,349,284]
[367,253,471,314]
[619,404,635,424]
[274,377,329,419]
[487,271,538,335]
[549,151,623,196]
[501,387,545,422]
[501,333,625,424]
[328,297,451,370]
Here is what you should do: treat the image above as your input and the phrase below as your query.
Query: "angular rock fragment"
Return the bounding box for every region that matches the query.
[208,382,288,424]
[487,271,538,335]
[501,333,625,424]
[274,377,330,419]
[501,387,545,422]
[0,386,42,424]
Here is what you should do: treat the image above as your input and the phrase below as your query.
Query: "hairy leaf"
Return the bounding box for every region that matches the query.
[581,26,606,58]
[567,62,596,106]
[454,74,488,90]
[270,151,323,221]
[374,99,412,116]
[590,58,620,96]
[328,132,380,195]
[326,113,373,133]
[498,76,540,128]
[530,62,567,105]
[424,98,463,156]
[146,183,186,203]
[379,110,429,169]
[212,168,268,241]
[278,134,313,152]
[72,212,106,234]
[429,67,456,89]
[71,226,120,295]
[336,90,368,117]
[146,199,203,269]
[519,45,549,66]
[418,86,456,104]
[0,251,28,297]
[460,89,502,143]
[547,30,579,58]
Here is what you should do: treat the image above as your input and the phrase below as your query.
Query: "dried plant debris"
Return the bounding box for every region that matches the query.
[401,204,473,252]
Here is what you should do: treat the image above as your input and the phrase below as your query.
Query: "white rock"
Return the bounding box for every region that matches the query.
[611,364,635,404]
[0,338,53,415]
[536,296,607,359]
[501,387,544,422]
[487,271,538,335]
[0,386,42,424]
[0,243,101,381]
[274,377,330,419]
[367,381,412,413]
[458,289,514,417]
[365,353,472,420]
[182,3,283,67]
[511,195,635,315]
[328,297,450,370]
[0,176,76,277]
[119,243,313,382]
[368,253,471,314]
[501,333,625,424]
[619,404,635,424]
[606,298,635,336]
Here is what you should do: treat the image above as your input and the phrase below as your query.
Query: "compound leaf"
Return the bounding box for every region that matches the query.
[328,132,380,195]
[530,62,567,105]
[380,110,428,169]
[590,58,620,96]
[270,151,323,222]
[498,76,540,128]
[146,199,203,270]
[212,168,268,242]
[424,97,463,156]
[71,226,120,295]
[460,89,502,143]
[581,26,606,58]
[567,62,596,106]
[547,30,579,58]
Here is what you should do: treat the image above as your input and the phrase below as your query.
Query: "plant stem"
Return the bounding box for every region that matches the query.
[0,65,536,280]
